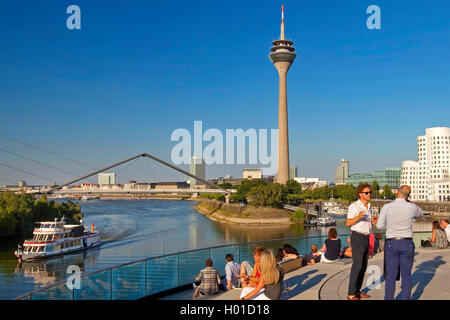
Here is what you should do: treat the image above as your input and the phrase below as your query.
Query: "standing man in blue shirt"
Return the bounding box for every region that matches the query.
[346,183,379,300]
[376,185,423,300]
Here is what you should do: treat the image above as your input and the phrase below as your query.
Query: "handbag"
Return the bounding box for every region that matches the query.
[421,239,432,247]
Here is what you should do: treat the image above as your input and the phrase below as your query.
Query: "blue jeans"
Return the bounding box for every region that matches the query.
[385,239,415,300]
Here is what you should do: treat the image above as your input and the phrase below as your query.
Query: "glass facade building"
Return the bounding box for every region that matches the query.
[346,167,401,190]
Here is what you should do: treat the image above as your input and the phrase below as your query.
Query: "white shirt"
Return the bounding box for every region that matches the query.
[445,225,450,243]
[347,199,372,235]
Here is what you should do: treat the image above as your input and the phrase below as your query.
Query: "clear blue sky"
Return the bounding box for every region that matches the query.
[0,0,449,185]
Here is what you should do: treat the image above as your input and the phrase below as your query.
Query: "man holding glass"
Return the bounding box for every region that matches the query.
[346,183,378,300]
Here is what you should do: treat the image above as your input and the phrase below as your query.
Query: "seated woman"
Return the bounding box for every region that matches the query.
[313,228,341,263]
[282,243,299,261]
[239,246,265,288]
[429,221,449,249]
[239,250,284,300]
[340,237,352,258]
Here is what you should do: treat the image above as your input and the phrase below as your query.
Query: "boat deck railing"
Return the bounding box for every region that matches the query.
[14,231,432,300]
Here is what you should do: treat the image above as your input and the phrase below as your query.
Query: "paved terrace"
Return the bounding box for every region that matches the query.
[161,247,450,300]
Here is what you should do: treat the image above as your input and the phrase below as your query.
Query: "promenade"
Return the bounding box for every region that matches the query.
[162,247,450,300]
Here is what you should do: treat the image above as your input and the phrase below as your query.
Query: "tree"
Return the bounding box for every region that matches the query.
[247,183,285,208]
[218,182,233,189]
[230,180,267,204]
[381,185,394,199]
[285,179,302,194]
[371,181,380,199]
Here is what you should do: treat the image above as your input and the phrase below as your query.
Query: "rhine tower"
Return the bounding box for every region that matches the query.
[269,5,296,184]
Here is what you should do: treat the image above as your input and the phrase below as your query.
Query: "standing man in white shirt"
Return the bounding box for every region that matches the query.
[442,219,450,244]
[346,183,378,300]
[376,185,423,300]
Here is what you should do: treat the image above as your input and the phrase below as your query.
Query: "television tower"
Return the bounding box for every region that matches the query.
[269,5,296,184]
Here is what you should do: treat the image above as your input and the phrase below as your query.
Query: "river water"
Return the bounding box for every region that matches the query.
[0,199,435,299]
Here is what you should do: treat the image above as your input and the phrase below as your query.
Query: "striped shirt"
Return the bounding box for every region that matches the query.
[195,267,221,296]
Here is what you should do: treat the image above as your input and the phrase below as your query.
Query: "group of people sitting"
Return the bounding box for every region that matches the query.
[422,219,450,248]
[192,246,284,300]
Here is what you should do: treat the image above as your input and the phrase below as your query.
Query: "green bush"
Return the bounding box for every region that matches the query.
[290,209,306,223]
[199,193,225,202]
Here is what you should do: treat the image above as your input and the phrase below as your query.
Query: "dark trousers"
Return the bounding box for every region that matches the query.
[384,239,415,300]
[348,231,369,295]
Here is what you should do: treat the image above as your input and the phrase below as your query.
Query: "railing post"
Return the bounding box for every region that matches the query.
[177,255,180,286]
[110,269,113,300]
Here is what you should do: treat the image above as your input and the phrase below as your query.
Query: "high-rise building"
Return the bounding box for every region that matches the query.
[98,172,116,185]
[18,181,27,187]
[289,166,298,179]
[190,155,205,188]
[270,5,296,185]
[334,159,349,185]
[401,127,450,201]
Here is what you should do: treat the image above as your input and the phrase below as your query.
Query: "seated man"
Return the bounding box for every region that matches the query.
[222,253,240,291]
[193,258,221,298]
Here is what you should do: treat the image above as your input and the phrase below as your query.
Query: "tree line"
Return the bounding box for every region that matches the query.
[200,179,395,208]
[0,192,83,239]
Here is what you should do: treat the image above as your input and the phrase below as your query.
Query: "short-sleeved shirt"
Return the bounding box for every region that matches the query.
[324,239,341,261]
[347,200,372,235]
[445,225,450,243]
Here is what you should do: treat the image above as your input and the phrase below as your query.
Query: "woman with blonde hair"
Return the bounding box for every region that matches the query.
[239,250,284,300]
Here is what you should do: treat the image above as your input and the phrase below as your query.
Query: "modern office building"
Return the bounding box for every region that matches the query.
[401,127,450,201]
[18,181,27,187]
[98,173,115,185]
[270,6,296,184]
[346,168,401,190]
[289,166,298,180]
[190,155,205,188]
[334,159,349,185]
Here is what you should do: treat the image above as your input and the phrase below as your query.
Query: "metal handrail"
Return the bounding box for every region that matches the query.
[14,231,432,300]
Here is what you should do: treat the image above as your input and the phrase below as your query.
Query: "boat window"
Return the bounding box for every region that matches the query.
[50,224,55,228]
[38,247,44,252]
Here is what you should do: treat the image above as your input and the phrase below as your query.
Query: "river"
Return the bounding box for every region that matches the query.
[0,199,435,299]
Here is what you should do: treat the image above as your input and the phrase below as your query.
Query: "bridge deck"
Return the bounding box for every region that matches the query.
[160,247,450,300]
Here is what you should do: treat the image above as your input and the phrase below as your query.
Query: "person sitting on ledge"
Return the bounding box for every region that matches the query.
[441,219,450,245]
[313,228,341,263]
[303,244,321,265]
[428,220,448,249]
[282,243,299,261]
[192,258,221,298]
[223,253,240,291]
[340,236,352,258]
[239,246,265,288]
[239,250,284,300]
[275,248,284,263]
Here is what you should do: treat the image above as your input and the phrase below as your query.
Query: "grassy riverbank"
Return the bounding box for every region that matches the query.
[194,199,297,226]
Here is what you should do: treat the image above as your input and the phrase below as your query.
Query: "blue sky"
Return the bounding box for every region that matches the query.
[0,0,449,185]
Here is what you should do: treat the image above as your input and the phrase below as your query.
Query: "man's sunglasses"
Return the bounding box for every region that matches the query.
[361,191,372,195]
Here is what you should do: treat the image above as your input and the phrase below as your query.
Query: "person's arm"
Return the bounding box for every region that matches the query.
[346,206,365,227]
[240,279,265,300]
[376,206,387,230]
[217,272,221,285]
[315,243,326,255]
[195,271,203,282]
[430,230,436,242]
[227,280,232,291]
[415,206,424,219]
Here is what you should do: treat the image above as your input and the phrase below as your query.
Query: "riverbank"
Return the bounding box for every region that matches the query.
[194,199,295,225]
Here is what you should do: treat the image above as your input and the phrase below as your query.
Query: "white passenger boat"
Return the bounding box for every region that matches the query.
[14,217,101,261]
[316,215,337,227]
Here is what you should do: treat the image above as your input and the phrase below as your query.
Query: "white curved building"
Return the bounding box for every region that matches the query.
[402,127,450,201]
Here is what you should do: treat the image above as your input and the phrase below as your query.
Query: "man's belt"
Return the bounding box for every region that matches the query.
[386,237,412,240]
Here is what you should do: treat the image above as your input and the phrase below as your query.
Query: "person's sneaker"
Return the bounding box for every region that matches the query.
[192,283,198,290]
